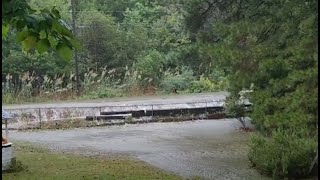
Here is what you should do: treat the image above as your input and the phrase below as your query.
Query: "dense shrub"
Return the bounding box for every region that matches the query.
[160,67,195,93]
[134,50,164,87]
[188,75,229,93]
[189,76,215,93]
[249,131,318,179]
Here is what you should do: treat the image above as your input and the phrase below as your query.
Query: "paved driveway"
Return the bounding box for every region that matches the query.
[10,119,269,180]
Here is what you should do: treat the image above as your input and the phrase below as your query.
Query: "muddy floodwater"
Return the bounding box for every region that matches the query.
[9,119,270,180]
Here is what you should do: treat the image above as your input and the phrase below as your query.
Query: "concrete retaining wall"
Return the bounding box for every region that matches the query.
[3,100,226,129]
[3,107,101,129]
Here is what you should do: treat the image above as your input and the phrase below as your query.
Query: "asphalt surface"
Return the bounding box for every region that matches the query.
[9,119,269,180]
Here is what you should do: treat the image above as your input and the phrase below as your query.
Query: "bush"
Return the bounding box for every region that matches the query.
[216,78,229,90]
[160,67,195,93]
[188,75,229,93]
[248,131,318,179]
[189,76,215,93]
[133,50,164,87]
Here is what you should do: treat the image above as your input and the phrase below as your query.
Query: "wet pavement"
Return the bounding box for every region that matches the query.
[9,119,270,180]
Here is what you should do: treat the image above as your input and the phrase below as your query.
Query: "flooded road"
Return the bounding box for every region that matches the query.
[9,119,269,180]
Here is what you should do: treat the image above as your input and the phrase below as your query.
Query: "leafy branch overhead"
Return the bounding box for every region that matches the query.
[2,0,78,60]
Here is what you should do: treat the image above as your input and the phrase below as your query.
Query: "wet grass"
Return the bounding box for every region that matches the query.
[2,142,181,180]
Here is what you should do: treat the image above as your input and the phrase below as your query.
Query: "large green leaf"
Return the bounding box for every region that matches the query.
[2,24,9,38]
[39,30,47,39]
[51,7,61,19]
[2,0,76,60]
[48,35,58,49]
[57,44,72,60]
[36,39,50,54]
[21,35,37,51]
[69,38,81,50]
[52,20,73,37]
[15,30,30,42]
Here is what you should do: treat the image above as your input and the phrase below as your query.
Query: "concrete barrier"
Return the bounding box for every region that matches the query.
[2,143,13,171]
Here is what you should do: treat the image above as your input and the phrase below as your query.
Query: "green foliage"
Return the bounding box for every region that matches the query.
[225,96,246,118]
[2,0,77,60]
[249,132,318,178]
[160,67,195,93]
[185,0,318,178]
[2,50,71,79]
[134,50,164,86]
[2,24,9,37]
[28,0,71,20]
[3,0,217,101]
[77,9,125,69]
[80,70,123,99]
[84,87,122,99]
[187,65,229,93]
[2,69,123,104]
[189,76,214,93]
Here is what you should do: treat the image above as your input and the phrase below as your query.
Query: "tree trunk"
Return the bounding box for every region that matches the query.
[238,117,246,129]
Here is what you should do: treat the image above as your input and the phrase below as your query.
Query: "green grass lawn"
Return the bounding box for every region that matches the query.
[2,142,181,180]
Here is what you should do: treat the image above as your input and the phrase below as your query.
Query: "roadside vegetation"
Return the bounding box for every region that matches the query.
[2,0,229,105]
[2,68,227,105]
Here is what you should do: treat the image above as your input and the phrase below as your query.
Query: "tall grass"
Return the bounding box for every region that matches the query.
[2,69,122,104]
[2,67,228,104]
